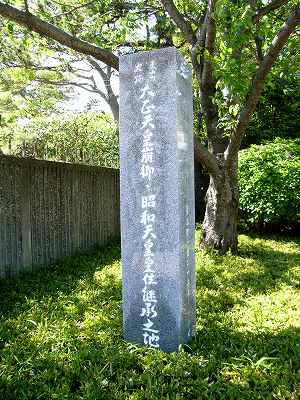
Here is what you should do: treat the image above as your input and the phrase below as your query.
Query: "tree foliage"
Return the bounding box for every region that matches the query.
[0,0,299,251]
[0,17,68,125]
[0,5,120,124]
[0,112,119,167]
[239,138,300,232]
[244,74,300,147]
[0,1,298,138]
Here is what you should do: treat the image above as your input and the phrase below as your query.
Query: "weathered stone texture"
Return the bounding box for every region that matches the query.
[119,47,195,352]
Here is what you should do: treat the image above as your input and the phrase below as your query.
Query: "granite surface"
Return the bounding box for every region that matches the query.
[119,47,195,352]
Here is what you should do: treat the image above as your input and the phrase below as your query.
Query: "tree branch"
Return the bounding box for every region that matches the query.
[54,0,99,18]
[87,58,117,94]
[0,3,119,70]
[160,0,196,44]
[69,70,93,82]
[226,7,300,165]
[232,0,292,61]
[87,57,109,81]
[254,35,264,64]
[86,57,119,120]
[35,77,107,99]
[116,39,157,48]
[68,64,94,73]
[253,0,293,24]
[69,70,107,98]
[194,138,220,177]
[71,82,107,99]
[197,1,224,154]
[2,62,59,71]
[24,0,29,13]
[204,2,216,54]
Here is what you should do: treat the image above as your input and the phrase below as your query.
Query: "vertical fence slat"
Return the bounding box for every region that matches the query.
[21,162,32,270]
[72,168,80,252]
[0,155,120,278]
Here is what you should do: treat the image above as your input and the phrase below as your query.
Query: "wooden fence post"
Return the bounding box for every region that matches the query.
[21,163,32,269]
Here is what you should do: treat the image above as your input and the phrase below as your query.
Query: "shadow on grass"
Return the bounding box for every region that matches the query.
[236,236,300,293]
[197,237,300,296]
[187,325,300,399]
[0,238,299,399]
[241,232,300,247]
[0,243,121,316]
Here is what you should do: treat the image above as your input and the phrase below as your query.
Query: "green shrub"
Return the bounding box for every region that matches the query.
[239,138,300,232]
[0,112,119,168]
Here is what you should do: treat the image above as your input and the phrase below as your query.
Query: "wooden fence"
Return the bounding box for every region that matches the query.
[0,155,120,278]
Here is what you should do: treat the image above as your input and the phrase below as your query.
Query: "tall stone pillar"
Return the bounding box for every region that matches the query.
[119,47,195,352]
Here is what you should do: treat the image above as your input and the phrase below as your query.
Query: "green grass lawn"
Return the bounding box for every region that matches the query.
[0,232,299,400]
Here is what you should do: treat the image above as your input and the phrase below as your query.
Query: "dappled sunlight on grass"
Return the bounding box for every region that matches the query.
[233,288,300,332]
[0,233,299,399]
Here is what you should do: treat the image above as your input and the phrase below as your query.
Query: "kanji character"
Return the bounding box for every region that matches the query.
[142,195,156,209]
[140,210,155,225]
[143,224,157,239]
[143,272,157,286]
[142,287,157,303]
[139,84,155,100]
[140,304,157,318]
[144,256,154,272]
[142,152,153,164]
[134,75,143,85]
[141,113,154,130]
[143,318,159,332]
[143,332,160,348]
[142,143,154,153]
[141,99,155,115]
[141,165,155,180]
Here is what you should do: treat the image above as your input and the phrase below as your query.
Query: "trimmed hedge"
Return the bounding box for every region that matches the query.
[239,138,300,232]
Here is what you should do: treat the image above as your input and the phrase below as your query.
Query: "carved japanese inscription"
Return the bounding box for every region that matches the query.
[119,47,195,352]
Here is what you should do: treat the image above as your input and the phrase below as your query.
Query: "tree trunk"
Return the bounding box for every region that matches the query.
[201,158,239,254]
[108,92,119,123]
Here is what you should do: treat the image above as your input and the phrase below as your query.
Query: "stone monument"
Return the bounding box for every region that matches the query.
[119,47,195,352]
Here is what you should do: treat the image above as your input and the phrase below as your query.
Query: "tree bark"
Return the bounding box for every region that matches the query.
[108,92,119,123]
[202,156,239,254]
[87,58,120,122]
